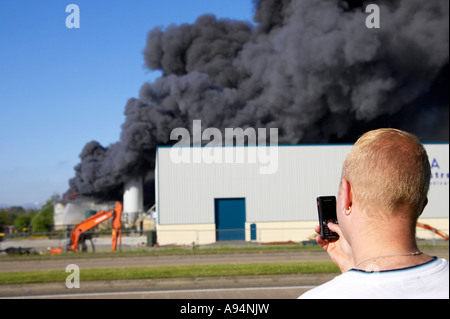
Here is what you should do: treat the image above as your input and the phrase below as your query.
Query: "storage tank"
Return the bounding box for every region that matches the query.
[123,177,144,226]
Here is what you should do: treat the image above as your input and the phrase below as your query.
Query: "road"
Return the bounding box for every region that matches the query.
[2,274,336,299]
[0,247,447,299]
[0,250,331,272]
[0,249,336,299]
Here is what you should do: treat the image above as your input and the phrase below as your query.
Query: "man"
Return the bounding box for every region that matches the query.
[299,128,449,299]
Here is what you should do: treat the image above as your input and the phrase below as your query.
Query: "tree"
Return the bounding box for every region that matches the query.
[30,198,54,233]
[0,210,14,226]
[14,215,32,232]
[0,208,20,227]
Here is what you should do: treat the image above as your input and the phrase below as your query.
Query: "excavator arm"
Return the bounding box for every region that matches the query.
[417,222,449,240]
[68,202,123,252]
[111,202,123,251]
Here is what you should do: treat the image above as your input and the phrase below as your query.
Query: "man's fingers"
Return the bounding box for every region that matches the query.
[327,221,342,236]
[316,235,327,248]
[314,225,321,234]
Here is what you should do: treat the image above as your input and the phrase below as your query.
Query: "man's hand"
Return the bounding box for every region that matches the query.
[315,222,355,273]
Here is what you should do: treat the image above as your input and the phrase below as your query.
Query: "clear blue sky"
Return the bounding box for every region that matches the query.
[0,0,254,207]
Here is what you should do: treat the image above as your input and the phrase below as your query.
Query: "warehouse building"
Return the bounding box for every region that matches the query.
[155,144,449,246]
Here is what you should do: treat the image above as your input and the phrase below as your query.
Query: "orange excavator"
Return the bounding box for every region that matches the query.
[50,202,123,254]
[417,222,449,240]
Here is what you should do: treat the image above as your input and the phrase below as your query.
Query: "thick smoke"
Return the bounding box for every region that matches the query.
[68,0,449,199]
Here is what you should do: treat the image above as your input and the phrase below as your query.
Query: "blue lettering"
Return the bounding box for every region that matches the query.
[431,158,440,170]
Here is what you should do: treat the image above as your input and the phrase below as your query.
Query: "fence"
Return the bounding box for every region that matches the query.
[1,225,448,254]
[0,229,148,253]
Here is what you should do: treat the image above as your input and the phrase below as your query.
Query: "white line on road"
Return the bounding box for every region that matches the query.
[2,285,317,299]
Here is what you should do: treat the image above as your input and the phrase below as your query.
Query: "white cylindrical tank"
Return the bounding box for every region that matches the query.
[123,177,144,225]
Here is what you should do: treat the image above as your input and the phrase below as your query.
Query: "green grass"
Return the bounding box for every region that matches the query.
[0,244,324,261]
[0,262,339,285]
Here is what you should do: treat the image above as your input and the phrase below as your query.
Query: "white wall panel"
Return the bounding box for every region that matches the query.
[423,144,449,219]
[155,144,449,225]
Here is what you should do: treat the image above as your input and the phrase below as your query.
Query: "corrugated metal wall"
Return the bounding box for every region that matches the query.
[156,144,449,225]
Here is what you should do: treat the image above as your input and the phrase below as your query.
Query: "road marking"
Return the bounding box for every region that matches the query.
[2,285,317,299]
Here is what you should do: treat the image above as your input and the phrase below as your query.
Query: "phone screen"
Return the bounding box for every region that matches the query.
[317,196,339,240]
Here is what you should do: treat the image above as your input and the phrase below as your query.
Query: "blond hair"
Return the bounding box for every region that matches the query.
[341,129,431,217]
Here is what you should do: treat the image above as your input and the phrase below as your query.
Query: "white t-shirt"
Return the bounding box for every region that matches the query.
[299,257,449,299]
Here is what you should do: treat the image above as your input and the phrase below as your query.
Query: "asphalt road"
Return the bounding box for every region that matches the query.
[2,274,337,299]
[0,249,336,299]
[0,250,331,272]
[0,247,447,299]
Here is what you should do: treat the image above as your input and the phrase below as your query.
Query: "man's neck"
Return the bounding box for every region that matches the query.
[349,216,430,271]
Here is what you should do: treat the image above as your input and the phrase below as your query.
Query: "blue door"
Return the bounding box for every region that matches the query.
[214,198,246,241]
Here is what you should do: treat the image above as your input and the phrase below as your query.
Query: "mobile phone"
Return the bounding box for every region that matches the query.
[316,196,339,240]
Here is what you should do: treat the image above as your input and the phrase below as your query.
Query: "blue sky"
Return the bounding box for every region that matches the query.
[0,0,254,207]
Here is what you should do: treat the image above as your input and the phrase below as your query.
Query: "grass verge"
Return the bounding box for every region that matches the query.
[0,245,323,261]
[0,262,339,285]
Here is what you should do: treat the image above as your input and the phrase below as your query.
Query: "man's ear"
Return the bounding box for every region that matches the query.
[341,178,353,212]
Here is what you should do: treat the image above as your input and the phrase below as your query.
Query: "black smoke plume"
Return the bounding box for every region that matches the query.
[68,0,449,201]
